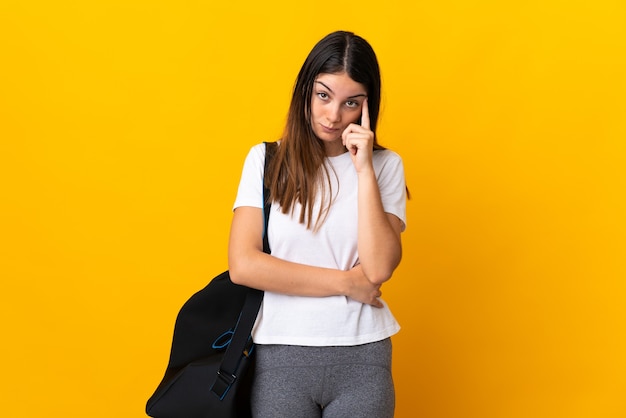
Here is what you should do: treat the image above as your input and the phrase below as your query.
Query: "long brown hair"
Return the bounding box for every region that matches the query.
[266,31,386,230]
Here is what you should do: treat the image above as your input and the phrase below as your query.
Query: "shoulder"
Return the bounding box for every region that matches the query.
[373,148,402,161]
[240,142,269,168]
[248,142,267,159]
[373,149,404,171]
[246,141,280,160]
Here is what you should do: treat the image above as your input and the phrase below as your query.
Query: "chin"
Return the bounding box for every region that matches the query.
[314,130,339,141]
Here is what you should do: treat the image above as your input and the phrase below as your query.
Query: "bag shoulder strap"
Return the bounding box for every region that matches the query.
[211,141,276,399]
[262,141,276,254]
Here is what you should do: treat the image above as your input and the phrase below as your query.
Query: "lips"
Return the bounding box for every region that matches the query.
[321,124,339,133]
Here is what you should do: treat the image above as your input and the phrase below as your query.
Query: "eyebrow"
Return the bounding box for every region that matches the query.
[315,81,367,99]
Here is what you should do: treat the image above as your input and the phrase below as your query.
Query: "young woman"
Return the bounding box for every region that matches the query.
[228,31,407,417]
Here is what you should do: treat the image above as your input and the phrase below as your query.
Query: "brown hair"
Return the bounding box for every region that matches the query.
[265,31,386,230]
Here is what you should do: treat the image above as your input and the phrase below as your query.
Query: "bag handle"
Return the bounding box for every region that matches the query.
[211,141,276,400]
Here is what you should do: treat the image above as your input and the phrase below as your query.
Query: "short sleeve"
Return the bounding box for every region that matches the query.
[233,143,267,210]
[374,150,408,231]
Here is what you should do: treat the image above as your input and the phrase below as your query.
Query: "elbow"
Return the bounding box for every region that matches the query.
[364,252,402,285]
[228,248,267,287]
[228,256,248,286]
[229,269,244,286]
[366,269,394,285]
[363,262,397,285]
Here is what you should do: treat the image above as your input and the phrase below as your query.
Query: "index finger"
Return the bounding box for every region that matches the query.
[360,98,370,130]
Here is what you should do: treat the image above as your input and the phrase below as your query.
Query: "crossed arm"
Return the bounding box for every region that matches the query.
[227,203,402,308]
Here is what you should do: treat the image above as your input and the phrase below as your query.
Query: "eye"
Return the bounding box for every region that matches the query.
[345,100,359,108]
[316,92,329,100]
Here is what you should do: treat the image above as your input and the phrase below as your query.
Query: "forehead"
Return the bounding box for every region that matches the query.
[314,72,367,96]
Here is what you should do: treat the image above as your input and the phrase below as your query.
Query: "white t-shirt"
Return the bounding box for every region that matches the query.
[233,143,407,346]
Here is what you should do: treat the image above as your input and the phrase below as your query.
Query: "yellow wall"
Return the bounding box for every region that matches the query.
[1,1,624,417]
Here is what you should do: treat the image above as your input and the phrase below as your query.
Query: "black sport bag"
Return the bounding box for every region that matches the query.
[146,142,275,418]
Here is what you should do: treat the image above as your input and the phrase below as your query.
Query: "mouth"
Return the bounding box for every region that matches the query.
[320,124,340,134]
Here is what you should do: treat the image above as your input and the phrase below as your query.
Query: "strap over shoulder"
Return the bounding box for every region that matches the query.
[262,141,277,254]
[211,141,276,398]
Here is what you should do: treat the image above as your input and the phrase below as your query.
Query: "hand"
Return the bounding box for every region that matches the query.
[341,99,375,173]
[344,264,384,308]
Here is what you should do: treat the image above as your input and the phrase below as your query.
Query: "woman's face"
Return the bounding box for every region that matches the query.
[310,72,367,156]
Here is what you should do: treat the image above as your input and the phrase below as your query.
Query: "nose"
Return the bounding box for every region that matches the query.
[327,104,341,124]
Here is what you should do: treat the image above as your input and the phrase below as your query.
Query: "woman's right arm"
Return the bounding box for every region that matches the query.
[228,206,383,307]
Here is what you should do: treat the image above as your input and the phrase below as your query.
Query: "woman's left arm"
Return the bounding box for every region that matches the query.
[343,100,404,285]
[356,170,403,284]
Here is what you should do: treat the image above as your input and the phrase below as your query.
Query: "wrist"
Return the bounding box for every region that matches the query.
[356,166,376,178]
[336,269,353,297]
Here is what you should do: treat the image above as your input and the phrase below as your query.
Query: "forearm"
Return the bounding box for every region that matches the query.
[228,207,384,306]
[357,170,402,284]
[229,245,348,297]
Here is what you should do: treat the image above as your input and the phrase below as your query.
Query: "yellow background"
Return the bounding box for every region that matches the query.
[1,0,625,417]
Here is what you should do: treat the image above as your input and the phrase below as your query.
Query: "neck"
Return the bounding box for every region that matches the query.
[324,141,347,157]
